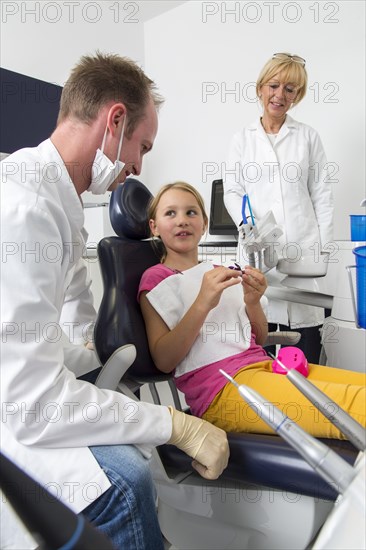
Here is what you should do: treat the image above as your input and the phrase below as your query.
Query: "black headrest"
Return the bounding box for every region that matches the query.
[110,178,153,240]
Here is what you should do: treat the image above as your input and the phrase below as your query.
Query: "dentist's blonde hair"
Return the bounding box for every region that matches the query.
[256,53,308,106]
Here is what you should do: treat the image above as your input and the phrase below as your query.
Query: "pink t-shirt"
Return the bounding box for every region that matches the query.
[138,264,269,417]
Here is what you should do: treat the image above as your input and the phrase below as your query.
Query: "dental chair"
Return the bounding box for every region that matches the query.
[93,179,359,550]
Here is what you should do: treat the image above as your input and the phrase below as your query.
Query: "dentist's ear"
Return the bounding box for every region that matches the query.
[107,103,127,134]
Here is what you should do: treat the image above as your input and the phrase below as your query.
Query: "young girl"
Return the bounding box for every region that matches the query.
[138,182,365,437]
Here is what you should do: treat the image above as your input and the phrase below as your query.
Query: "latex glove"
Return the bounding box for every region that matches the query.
[167,406,229,480]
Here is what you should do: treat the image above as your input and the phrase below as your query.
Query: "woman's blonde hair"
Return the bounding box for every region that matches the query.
[256,53,308,105]
[148,181,208,262]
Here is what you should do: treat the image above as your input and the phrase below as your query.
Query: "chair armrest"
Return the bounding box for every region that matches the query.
[158,433,358,501]
[264,331,301,347]
[95,344,137,390]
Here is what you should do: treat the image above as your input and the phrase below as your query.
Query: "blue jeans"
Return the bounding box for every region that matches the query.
[82,445,164,549]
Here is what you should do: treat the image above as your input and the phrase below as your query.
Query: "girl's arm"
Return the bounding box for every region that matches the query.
[140,267,242,373]
[242,266,268,346]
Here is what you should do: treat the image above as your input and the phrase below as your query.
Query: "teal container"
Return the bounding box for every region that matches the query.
[353,246,366,329]
[350,215,366,241]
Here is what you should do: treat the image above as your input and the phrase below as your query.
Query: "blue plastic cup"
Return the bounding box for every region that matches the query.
[350,215,366,241]
[353,246,366,329]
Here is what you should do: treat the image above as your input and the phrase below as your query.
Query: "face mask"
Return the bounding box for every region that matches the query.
[89,116,126,195]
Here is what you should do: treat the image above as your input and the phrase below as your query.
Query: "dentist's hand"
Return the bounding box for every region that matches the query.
[167,406,229,480]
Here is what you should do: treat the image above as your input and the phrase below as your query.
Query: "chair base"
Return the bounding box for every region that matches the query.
[157,476,333,550]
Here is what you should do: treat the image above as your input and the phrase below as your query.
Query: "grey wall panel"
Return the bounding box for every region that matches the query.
[0,68,62,154]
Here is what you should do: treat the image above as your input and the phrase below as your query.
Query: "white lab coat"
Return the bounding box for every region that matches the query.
[0,139,172,549]
[224,115,334,328]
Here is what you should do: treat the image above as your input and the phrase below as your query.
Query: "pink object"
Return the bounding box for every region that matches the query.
[272,347,309,377]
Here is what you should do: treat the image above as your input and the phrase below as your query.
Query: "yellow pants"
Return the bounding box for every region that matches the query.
[202,361,366,438]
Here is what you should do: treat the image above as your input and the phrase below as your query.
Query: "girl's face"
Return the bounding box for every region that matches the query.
[150,189,206,256]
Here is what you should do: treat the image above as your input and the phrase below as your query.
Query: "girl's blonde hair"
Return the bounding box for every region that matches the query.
[148,181,208,262]
[256,53,308,106]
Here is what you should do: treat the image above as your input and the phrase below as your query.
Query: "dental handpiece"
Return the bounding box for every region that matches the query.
[267,352,366,452]
[219,370,357,495]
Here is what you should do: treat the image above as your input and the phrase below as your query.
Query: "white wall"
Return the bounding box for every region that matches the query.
[0,1,186,84]
[0,0,187,228]
[144,0,365,241]
[1,1,365,241]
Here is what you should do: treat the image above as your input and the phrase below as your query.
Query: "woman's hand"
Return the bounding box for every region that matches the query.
[242,266,267,306]
[195,266,242,312]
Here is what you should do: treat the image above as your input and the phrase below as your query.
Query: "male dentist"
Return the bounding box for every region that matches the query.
[1,52,229,549]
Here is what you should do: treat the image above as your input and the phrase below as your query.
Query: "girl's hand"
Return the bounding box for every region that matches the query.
[242,266,267,306]
[196,266,242,311]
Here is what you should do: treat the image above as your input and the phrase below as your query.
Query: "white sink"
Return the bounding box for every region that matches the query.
[277,252,330,277]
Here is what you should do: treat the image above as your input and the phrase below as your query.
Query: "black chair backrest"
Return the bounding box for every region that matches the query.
[94,179,163,377]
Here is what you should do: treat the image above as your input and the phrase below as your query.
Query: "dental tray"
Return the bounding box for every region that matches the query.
[277,252,330,277]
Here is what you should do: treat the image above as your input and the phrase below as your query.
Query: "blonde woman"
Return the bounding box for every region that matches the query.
[224,53,333,363]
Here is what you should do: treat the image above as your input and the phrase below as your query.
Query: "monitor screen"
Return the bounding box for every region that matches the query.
[209,179,237,235]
